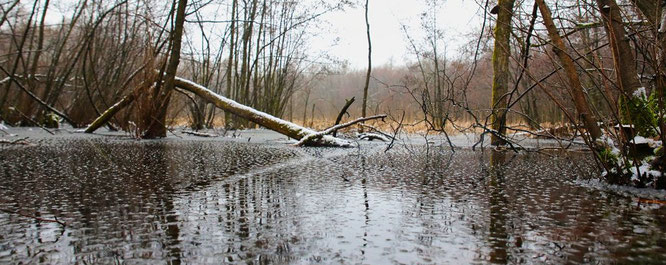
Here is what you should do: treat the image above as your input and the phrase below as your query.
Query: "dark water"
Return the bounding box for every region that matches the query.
[0,139,665,264]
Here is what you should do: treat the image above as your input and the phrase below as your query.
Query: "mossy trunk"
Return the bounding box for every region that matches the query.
[490,0,515,146]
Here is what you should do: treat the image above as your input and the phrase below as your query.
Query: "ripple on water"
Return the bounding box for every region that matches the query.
[0,140,665,264]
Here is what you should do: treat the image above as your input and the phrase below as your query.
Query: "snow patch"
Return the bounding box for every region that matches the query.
[358,133,391,142]
[631,136,661,148]
[632,87,647,98]
[576,178,666,201]
[625,160,663,188]
[598,135,620,155]
[632,136,648,144]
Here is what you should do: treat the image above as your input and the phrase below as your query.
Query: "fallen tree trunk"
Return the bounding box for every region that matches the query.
[85,75,368,147]
[173,77,354,146]
[84,94,135,133]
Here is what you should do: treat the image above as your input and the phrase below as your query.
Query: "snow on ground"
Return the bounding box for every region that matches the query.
[576,178,666,201]
[633,87,647,98]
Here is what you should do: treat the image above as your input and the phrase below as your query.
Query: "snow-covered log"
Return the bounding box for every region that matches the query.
[173,76,353,147]
[358,133,391,142]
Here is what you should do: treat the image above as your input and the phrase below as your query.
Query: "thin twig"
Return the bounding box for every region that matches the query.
[385,111,405,153]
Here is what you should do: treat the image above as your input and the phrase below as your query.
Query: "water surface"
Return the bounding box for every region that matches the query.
[1,138,664,264]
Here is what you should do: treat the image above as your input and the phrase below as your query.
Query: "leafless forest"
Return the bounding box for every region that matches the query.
[0,0,665,187]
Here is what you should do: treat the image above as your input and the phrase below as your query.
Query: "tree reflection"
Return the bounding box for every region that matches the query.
[145,143,182,265]
[488,150,508,264]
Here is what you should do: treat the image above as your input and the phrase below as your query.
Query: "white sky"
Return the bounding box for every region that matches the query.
[313,0,484,69]
[41,0,484,69]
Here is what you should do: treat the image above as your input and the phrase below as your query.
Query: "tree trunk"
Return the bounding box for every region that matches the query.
[596,0,645,141]
[490,0,515,146]
[142,0,188,138]
[596,1,641,93]
[225,0,238,129]
[361,0,372,119]
[535,0,602,141]
[84,94,135,133]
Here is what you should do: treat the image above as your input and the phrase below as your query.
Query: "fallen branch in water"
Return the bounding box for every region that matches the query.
[182,130,218,137]
[86,74,363,147]
[0,208,66,226]
[173,76,364,147]
[296,115,387,146]
[358,133,390,142]
[359,123,394,140]
[0,137,29,145]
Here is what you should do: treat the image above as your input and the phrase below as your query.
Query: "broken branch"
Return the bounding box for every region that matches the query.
[296,114,387,146]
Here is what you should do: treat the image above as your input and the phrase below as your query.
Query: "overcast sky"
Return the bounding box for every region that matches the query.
[313,0,484,69]
[42,0,484,69]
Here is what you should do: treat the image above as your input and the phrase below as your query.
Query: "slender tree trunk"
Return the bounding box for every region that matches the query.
[490,0,515,146]
[361,0,372,119]
[142,0,187,138]
[535,0,602,140]
[225,0,237,128]
[30,0,49,77]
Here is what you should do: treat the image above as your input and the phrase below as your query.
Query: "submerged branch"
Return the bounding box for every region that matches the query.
[0,208,66,227]
[296,115,387,146]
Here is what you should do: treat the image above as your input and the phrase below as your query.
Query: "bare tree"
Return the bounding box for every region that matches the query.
[361,0,372,119]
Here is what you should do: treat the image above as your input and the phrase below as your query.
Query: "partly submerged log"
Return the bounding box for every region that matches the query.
[84,94,135,133]
[86,75,379,147]
[173,77,357,147]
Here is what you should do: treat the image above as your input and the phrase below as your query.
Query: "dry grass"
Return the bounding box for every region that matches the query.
[167,114,567,137]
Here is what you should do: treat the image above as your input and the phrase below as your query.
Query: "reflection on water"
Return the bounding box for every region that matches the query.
[0,139,665,264]
[488,150,508,264]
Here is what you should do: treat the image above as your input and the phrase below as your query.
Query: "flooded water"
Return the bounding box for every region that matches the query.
[1,138,665,264]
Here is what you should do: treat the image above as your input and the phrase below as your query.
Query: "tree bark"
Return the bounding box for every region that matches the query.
[535,0,603,140]
[490,0,515,146]
[333,97,355,137]
[84,93,135,133]
[142,0,188,138]
[596,0,642,95]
